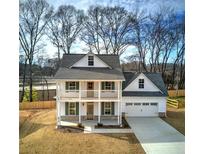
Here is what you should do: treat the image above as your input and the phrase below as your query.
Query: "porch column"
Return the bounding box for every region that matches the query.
[79,81,81,99]
[120,81,122,124]
[98,102,101,123]
[117,81,120,125]
[118,101,120,125]
[98,81,101,123]
[56,98,61,126]
[79,102,81,123]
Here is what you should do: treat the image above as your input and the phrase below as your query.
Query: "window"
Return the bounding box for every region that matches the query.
[142,103,149,106]
[88,56,94,66]
[126,103,133,106]
[150,103,158,106]
[104,102,112,115]
[69,102,76,115]
[134,103,141,106]
[139,79,144,89]
[102,82,115,90]
[65,82,79,91]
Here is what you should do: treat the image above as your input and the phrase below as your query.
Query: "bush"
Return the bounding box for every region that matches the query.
[23,88,38,102]
[97,123,103,127]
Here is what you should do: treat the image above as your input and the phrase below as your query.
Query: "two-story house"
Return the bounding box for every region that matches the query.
[54,53,168,127]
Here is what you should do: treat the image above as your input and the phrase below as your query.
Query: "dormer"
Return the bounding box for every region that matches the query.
[70,53,112,68]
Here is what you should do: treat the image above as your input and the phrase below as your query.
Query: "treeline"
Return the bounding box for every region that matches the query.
[19,0,185,102]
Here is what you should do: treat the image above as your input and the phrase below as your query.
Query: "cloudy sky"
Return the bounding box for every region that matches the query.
[45,0,185,61]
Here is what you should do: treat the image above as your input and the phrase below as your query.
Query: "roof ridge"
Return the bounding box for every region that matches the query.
[63,53,119,56]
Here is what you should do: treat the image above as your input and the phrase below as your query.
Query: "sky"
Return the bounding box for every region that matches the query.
[45,0,185,62]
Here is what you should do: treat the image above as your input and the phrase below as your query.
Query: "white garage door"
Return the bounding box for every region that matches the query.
[125,102,158,117]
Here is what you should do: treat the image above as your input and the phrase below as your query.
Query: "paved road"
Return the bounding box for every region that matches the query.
[127,117,185,154]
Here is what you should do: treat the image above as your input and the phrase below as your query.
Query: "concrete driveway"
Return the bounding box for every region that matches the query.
[127,117,185,154]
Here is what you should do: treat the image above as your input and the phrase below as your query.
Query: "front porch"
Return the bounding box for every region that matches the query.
[56,101,122,126]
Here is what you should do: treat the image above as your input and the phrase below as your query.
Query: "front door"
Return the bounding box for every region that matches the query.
[87,102,94,120]
[87,82,94,97]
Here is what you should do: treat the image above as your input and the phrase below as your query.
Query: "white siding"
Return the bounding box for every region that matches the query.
[94,102,98,115]
[114,102,121,116]
[81,102,86,115]
[72,54,110,68]
[60,102,65,116]
[122,97,167,115]
[124,73,161,92]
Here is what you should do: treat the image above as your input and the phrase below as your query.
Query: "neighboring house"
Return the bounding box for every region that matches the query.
[54,52,168,126]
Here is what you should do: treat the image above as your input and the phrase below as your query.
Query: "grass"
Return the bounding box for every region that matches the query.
[20,109,145,154]
[162,100,185,135]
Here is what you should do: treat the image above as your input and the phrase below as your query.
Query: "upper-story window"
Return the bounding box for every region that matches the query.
[65,81,79,91]
[88,56,94,66]
[138,79,144,89]
[101,82,115,90]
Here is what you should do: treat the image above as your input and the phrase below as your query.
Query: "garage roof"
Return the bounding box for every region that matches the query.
[122,72,168,97]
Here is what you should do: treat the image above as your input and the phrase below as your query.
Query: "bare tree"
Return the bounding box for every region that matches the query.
[36,54,50,101]
[130,9,148,71]
[19,51,28,102]
[103,6,133,55]
[171,23,185,88]
[81,6,104,54]
[82,6,132,55]
[46,14,62,66]
[54,5,84,54]
[19,0,52,102]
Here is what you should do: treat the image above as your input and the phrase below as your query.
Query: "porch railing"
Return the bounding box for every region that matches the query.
[60,90,119,99]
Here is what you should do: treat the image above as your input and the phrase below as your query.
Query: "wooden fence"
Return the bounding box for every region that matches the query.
[167,98,179,108]
[19,89,56,102]
[168,89,185,97]
[19,101,56,110]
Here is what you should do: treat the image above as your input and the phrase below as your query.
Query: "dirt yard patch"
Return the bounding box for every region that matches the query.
[162,106,185,135]
[20,109,145,154]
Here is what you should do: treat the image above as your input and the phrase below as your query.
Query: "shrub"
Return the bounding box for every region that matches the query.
[97,123,103,127]
[23,88,38,102]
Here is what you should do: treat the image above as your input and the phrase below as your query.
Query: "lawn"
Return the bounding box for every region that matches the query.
[162,97,185,135]
[20,109,145,154]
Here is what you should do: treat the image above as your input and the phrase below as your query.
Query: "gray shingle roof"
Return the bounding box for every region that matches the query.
[54,54,125,80]
[122,72,168,97]
[122,91,166,97]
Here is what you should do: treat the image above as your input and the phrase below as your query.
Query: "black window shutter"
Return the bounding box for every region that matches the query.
[65,82,68,90]
[65,102,69,115]
[101,82,105,90]
[76,102,79,115]
[112,82,115,90]
[101,102,104,115]
[76,82,79,90]
[112,102,115,115]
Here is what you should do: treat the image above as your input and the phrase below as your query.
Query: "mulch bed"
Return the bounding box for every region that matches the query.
[57,125,84,133]
[95,118,131,129]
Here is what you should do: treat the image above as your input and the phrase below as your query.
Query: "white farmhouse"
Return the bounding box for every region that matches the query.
[54,53,168,126]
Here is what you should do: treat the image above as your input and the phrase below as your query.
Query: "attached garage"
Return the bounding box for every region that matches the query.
[125,102,158,117]
[122,96,167,117]
[122,72,168,117]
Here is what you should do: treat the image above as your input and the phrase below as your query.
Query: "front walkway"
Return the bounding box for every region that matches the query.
[60,120,133,133]
[127,117,185,154]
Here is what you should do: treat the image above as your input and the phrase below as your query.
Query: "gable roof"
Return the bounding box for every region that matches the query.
[54,53,125,80]
[70,53,112,68]
[122,72,168,96]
